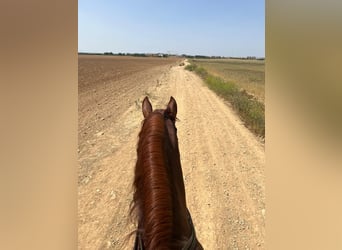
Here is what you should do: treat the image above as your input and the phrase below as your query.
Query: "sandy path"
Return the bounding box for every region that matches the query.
[78,61,265,249]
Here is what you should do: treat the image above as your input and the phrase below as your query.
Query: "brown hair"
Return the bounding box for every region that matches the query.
[131,112,173,249]
[130,97,203,250]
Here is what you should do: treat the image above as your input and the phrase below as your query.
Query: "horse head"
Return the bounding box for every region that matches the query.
[132,96,203,250]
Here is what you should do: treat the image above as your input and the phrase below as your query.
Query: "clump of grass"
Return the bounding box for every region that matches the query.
[184,64,196,71]
[186,62,265,138]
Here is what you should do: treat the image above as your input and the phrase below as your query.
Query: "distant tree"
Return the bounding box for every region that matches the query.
[131,53,147,57]
[194,55,210,59]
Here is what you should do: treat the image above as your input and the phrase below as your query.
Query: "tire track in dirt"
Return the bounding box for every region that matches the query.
[78,60,265,249]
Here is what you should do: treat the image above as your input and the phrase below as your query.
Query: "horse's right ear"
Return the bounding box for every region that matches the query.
[166,96,177,120]
[142,97,152,118]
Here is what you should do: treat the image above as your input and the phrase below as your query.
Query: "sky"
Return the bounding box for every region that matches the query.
[79,1,264,57]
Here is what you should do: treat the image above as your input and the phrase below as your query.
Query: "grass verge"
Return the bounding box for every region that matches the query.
[185,63,265,138]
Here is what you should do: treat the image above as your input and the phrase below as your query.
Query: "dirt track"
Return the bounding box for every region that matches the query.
[78,57,265,249]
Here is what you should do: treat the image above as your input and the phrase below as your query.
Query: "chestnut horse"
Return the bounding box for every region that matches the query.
[130,97,203,249]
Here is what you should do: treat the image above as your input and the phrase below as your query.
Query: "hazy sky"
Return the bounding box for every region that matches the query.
[79,1,264,57]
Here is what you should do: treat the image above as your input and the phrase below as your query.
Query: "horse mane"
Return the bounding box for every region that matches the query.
[131,112,174,249]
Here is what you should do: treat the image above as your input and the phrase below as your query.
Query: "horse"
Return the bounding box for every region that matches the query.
[130,96,203,249]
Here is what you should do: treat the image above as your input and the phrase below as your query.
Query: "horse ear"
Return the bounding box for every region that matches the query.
[142,96,152,118]
[166,96,177,120]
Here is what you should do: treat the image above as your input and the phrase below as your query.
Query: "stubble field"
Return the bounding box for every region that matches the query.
[192,59,265,103]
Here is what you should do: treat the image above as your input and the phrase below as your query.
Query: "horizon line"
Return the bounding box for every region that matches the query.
[78,51,265,59]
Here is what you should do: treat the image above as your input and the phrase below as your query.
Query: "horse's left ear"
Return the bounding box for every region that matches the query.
[166,96,177,120]
[142,96,152,118]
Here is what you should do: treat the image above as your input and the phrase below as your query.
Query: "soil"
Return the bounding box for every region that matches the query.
[78,56,265,249]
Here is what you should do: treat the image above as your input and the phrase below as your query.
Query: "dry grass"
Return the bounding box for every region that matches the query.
[192,59,265,103]
[185,62,265,138]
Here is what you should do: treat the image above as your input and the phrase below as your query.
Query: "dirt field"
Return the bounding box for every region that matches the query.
[78,55,265,249]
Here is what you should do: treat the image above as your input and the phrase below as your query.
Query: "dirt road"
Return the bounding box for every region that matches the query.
[78,58,265,249]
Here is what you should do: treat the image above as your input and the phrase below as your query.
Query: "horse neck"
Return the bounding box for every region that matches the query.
[134,114,191,248]
[165,142,192,242]
[167,143,189,224]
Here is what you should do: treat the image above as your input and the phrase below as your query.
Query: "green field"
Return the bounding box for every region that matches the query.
[192,59,265,103]
[185,59,265,138]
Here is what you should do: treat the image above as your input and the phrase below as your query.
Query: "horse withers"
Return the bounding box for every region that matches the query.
[130,96,203,249]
